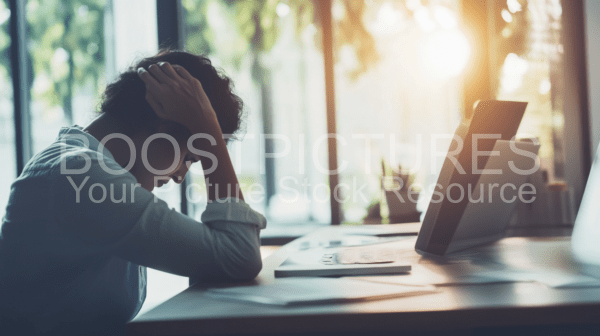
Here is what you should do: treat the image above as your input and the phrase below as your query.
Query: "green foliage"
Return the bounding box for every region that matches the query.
[335,0,379,80]
[0,0,10,86]
[225,0,279,53]
[182,0,213,56]
[26,0,105,121]
[184,0,255,69]
[184,0,378,79]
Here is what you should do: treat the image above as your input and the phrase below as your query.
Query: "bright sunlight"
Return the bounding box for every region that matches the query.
[420,29,471,80]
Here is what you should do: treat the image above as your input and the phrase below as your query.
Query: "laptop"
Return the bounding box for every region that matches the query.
[416,100,535,256]
[275,100,536,276]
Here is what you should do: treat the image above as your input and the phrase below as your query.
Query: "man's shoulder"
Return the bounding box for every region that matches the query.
[23,139,135,188]
[22,129,102,171]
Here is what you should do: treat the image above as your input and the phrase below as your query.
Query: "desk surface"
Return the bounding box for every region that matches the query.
[128,225,600,336]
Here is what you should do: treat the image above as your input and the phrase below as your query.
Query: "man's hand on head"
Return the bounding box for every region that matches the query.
[137,62,222,136]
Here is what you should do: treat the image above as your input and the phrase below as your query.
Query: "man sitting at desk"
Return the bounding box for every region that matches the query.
[0,50,266,336]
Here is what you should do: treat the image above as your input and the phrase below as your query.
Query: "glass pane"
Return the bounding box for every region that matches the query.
[333,0,464,223]
[0,0,15,225]
[26,0,107,154]
[491,0,565,181]
[183,0,330,226]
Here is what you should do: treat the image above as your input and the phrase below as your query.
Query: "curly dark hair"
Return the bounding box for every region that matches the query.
[100,50,245,141]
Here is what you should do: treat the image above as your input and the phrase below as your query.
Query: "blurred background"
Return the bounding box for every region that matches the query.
[1,0,595,315]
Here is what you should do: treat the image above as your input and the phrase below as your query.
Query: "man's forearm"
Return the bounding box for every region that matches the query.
[189,119,245,202]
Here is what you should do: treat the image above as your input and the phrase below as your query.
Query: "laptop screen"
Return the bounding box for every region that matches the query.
[415,100,529,256]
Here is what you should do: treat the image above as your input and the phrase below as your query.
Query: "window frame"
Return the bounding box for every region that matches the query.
[8,0,32,175]
[560,0,591,212]
[459,0,591,213]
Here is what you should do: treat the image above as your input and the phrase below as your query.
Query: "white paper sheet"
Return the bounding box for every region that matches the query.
[205,278,436,306]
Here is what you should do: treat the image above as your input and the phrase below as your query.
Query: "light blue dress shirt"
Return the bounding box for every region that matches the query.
[0,126,266,335]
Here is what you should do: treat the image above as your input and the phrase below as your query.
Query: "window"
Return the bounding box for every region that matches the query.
[183,0,331,226]
[491,0,565,181]
[181,0,576,226]
[26,0,107,154]
[333,0,464,223]
[0,0,14,224]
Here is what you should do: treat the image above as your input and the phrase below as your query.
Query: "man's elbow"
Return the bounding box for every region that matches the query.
[215,225,264,281]
[237,253,263,280]
[231,248,263,281]
[218,240,263,281]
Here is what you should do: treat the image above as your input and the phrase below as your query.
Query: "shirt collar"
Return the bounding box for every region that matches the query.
[57,125,117,163]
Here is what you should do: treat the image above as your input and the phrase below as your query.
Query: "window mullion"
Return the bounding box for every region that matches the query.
[8,0,32,175]
[561,0,591,213]
[318,0,341,225]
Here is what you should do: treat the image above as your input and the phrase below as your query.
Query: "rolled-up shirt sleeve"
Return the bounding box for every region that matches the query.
[52,156,267,282]
[114,198,266,281]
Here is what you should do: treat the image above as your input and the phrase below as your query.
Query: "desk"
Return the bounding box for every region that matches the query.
[128,225,600,336]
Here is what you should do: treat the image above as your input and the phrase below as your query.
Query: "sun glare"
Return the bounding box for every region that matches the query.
[421,29,471,79]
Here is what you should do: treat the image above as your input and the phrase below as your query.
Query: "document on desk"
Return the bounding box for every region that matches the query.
[473,269,600,288]
[205,278,436,307]
[355,264,600,288]
[275,240,417,277]
[354,263,510,286]
[341,223,421,237]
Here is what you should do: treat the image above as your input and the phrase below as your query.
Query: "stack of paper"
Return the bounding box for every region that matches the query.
[276,240,418,277]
